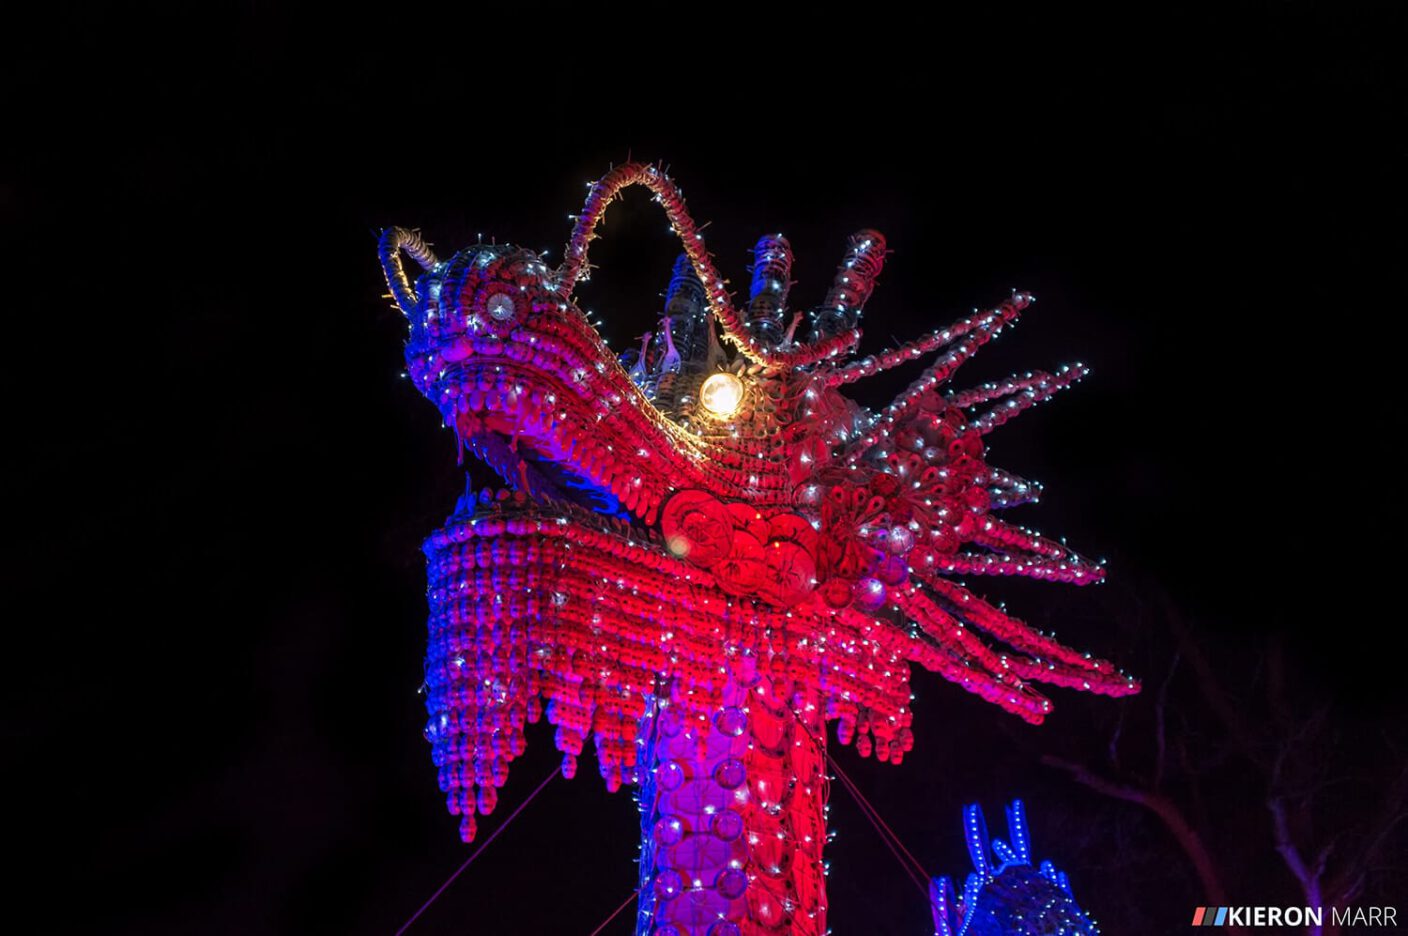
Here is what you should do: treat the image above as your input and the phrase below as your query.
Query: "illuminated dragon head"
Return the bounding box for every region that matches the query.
[382,164,1137,875]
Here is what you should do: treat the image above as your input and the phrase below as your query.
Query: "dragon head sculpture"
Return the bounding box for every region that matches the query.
[382,162,1136,935]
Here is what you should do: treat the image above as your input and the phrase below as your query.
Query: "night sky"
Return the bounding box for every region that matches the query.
[7,8,1405,935]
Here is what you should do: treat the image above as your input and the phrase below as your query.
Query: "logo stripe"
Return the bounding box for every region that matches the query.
[1215,907,1228,926]
[1192,907,1206,926]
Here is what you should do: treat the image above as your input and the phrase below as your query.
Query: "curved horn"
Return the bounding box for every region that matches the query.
[552,162,864,368]
[378,226,440,315]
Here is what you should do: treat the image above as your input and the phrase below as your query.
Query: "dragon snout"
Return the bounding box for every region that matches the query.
[384,237,682,520]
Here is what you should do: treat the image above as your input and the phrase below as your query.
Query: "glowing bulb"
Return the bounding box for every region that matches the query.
[699,371,744,418]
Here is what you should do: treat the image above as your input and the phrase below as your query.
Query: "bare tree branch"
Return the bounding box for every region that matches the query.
[1154,652,1180,790]
[1044,755,1229,908]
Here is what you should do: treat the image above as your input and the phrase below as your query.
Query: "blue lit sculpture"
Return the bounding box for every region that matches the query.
[931,800,1098,936]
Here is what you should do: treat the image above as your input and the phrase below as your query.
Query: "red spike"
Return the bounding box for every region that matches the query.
[963,364,1089,436]
[827,293,1030,388]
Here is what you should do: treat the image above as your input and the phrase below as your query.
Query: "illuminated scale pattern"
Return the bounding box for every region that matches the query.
[931,801,1098,936]
[381,162,1138,936]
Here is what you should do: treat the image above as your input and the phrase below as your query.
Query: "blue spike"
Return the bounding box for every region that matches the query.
[1006,800,1032,863]
[961,873,984,935]
[931,878,954,936]
[963,803,991,881]
[991,838,1020,870]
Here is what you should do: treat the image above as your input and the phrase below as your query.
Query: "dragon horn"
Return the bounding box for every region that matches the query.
[378,226,439,315]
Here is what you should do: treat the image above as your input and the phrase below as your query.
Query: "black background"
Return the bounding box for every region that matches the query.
[6,7,1405,934]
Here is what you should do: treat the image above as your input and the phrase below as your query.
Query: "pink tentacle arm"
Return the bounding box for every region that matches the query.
[955,363,1091,436]
[921,536,1105,586]
[892,584,1054,723]
[893,582,1137,724]
[378,226,440,315]
[551,162,862,368]
[840,294,1029,466]
[985,467,1044,508]
[947,367,1067,408]
[825,293,1030,388]
[973,516,1085,561]
[907,573,1138,697]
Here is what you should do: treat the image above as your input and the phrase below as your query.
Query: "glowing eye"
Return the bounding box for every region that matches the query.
[485,293,517,322]
[699,372,744,418]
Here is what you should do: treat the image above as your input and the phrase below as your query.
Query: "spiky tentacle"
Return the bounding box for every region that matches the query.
[893,586,1054,722]
[906,574,1137,697]
[840,294,1030,466]
[826,297,1026,388]
[950,364,1090,436]
[927,549,1105,585]
[984,467,1043,508]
